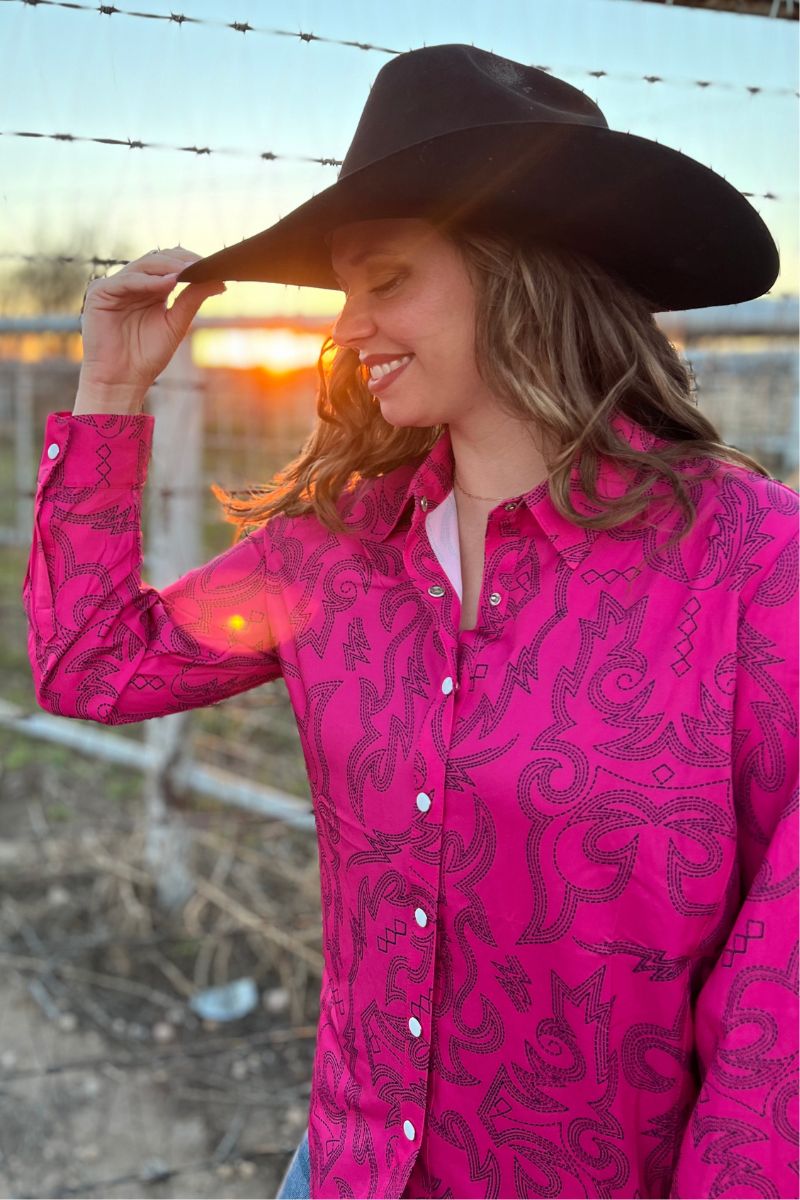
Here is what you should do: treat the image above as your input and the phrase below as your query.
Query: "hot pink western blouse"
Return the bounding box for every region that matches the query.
[23,408,799,1199]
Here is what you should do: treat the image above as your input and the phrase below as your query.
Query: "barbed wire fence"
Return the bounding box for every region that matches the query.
[1,0,797,93]
[0,2,798,1195]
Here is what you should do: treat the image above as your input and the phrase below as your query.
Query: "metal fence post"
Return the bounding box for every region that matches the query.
[143,337,203,910]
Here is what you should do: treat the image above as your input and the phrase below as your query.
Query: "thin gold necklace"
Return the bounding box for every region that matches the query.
[453,476,508,502]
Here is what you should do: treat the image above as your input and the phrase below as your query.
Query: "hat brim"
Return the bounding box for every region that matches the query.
[175,123,779,312]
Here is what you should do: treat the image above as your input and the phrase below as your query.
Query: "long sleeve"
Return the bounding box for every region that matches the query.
[22,411,283,726]
[669,510,799,1198]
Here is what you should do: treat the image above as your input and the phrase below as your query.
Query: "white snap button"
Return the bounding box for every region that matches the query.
[420,497,429,511]
[428,584,445,597]
[47,443,60,460]
[489,592,502,605]
[408,1017,422,1038]
[414,907,428,928]
[403,1120,416,1141]
[441,676,454,695]
[415,792,432,814]
[503,501,517,511]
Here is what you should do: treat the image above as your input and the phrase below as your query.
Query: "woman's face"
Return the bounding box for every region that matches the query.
[329,218,499,429]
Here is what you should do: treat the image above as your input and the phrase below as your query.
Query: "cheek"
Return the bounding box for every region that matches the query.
[410,293,477,369]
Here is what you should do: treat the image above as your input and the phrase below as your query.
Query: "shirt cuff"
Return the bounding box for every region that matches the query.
[38,410,155,488]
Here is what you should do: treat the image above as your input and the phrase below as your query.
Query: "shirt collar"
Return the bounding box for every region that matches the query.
[338,412,669,569]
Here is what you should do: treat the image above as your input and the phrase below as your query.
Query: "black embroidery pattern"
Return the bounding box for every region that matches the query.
[23,411,799,1198]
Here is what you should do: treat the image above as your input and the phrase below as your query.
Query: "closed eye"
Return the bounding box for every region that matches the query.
[334,272,404,297]
[371,274,403,295]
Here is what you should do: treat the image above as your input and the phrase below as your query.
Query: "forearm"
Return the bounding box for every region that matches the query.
[23,411,283,724]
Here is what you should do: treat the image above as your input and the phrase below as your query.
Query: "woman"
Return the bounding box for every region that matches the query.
[23,44,797,1200]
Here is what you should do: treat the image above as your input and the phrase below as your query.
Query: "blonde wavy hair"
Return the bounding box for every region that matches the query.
[211,225,771,548]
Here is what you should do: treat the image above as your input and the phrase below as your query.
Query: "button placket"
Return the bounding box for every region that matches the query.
[479,516,524,626]
[398,505,455,1169]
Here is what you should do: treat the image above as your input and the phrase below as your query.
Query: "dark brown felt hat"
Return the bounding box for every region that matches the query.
[175,43,779,312]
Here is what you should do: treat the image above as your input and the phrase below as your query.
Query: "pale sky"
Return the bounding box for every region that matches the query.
[0,0,796,318]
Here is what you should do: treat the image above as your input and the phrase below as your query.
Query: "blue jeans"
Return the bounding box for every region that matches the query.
[276,1128,310,1199]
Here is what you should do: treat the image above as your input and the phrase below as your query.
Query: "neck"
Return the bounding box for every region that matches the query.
[447,412,552,504]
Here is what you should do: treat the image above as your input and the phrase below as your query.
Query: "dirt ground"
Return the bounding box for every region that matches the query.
[0,726,321,1200]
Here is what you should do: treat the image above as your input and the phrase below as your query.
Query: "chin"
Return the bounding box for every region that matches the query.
[377,406,432,429]
[378,395,447,427]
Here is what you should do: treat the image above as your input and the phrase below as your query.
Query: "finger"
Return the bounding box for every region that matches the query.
[130,260,199,278]
[87,270,182,297]
[142,246,201,259]
[97,269,180,286]
[165,280,225,335]
[127,248,204,275]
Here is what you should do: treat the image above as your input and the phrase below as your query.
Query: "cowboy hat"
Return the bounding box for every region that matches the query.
[175,43,779,312]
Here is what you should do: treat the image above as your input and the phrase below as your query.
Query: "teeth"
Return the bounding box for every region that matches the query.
[369,355,412,380]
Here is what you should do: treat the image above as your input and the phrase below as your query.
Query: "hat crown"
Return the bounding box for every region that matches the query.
[178,40,778,310]
[339,43,608,179]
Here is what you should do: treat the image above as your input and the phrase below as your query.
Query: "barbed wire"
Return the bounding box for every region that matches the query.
[2,253,797,300]
[1,127,796,204]
[0,126,343,168]
[0,127,794,206]
[0,253,179,272]
[4,0,402,52]
[2,0,797,100]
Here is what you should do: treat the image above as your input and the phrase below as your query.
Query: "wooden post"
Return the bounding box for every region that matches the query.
[15,363,34,547]
[143,338,203,910]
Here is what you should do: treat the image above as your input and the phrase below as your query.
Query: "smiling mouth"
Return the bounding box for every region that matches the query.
[364,354,413,380]
[366,356,414,395]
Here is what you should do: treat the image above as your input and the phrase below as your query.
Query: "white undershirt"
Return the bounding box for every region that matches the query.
[424,488,463,602]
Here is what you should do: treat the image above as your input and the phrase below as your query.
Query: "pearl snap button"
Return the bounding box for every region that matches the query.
[441,676,454,695]
[489,592,502,605]
[403,1120,416,1141]
[47,443,60,460]
[428,585,445,597]
[416,792,432,813]
[420,497,429,511]
[408,1017,422,1038]
[414,907,428,928]
[503,501,517,511]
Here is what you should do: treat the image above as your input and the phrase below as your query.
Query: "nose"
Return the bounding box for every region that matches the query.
[330,293,377,352]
